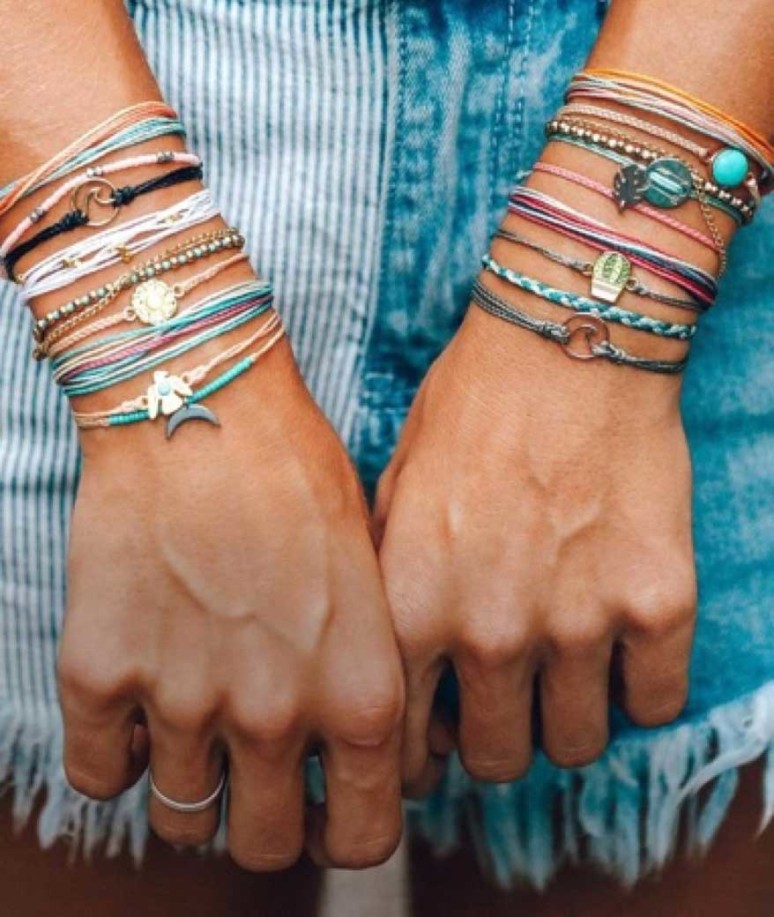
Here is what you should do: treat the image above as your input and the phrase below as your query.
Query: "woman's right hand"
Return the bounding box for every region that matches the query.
[57,340,405,871]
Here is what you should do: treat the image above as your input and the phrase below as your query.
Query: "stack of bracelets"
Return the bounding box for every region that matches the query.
[473,69,774,374]
[0,102,285,437]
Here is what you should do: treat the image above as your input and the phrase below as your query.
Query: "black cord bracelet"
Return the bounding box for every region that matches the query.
[4,164,204,281]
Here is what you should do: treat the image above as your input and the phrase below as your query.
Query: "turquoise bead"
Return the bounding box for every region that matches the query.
[712,148,748,188]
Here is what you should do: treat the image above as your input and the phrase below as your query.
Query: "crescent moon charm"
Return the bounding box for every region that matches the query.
[165,404,221,439]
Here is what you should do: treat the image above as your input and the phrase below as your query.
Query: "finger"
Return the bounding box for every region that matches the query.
[620,604,694,726]
[146,714,225,848]
[540,635,612,767]
[401,660,447,797]
[59,662,147,800]
[455,650,534,783]
[306,732,403,870]
[225,741,306,872]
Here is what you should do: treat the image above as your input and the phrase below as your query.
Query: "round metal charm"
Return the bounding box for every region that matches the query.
[131,279,179,325]
[561,314,609,361]
[643,157,693,208]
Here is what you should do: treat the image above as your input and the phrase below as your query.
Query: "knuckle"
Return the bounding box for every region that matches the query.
[58,655,133,708]
[625,585,696,638]
[335,690,403,748]
[229,695,302,745]
[229,840,303,873]
[459,622,530,670]
[628,684,688,728]
[546,616,609,658]
[152,691,218,736]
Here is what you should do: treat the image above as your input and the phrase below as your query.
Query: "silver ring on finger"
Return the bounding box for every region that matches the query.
[148,770,227,814]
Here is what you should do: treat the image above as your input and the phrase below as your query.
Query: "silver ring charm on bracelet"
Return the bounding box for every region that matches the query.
[149,770,227,814]
[561,314,609,361]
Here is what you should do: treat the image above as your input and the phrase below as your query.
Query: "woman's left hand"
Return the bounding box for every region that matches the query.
[374,303,697,796]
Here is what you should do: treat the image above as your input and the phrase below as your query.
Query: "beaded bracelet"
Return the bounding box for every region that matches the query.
[19,190,218,296]
[4,164,204,281]
[568,71,774,192]
[45,251,249,360]
[481,254,696,340]
[546,117,755,219]
[0,103,182,217]
[73,314,286,436]
[470,279,688,375]
[508,186,717,308]
[557,103,761,203]
[33,226,245,345]
[1,151,201,258]
[493,229,700,312]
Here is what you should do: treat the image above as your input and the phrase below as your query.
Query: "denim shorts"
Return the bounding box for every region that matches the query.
[0,0,771,887]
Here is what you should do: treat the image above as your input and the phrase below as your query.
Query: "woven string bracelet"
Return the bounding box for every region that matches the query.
[481,254,696,340]
[470,279,689,375]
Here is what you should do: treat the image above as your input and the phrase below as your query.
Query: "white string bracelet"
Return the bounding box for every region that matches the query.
[20,190,217,299]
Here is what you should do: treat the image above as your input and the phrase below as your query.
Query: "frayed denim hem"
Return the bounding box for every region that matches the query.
[0,683,773,890]
[406,681,774,889]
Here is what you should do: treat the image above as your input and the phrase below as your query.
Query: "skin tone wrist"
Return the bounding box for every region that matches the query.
[375,0,772,796]
[0,0,406,871]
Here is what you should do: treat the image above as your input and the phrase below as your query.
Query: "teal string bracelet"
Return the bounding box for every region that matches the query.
[105,355,254,428]
[470,279,689,375]
[480,254,697,341]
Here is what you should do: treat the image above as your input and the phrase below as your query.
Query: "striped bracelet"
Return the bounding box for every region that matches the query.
[508,186,717,308]
[493,229,700,312]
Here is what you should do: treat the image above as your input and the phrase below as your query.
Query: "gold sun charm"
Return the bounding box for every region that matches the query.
[131,279,178,325]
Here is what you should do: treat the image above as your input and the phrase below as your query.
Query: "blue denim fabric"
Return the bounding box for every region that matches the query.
[0,0,771,887]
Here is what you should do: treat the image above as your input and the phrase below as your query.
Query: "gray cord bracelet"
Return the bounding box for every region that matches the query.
[470,279,689,375]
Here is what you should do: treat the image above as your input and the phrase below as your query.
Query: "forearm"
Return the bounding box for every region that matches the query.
[590,0,773,130]
[0,0,161,184]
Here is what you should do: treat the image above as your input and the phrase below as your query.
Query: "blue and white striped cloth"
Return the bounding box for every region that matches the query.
[1,0,772,888]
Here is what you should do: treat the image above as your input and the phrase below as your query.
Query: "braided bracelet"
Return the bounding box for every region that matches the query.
[546,117,754,219]
[470,279,688,375]
[54,283,273,395]
[4,164,204,281]
[481,254,696,340]
[493,229,700,312]
[532,162,717,252]
[0,103,181,216]
[568,71,773,191]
